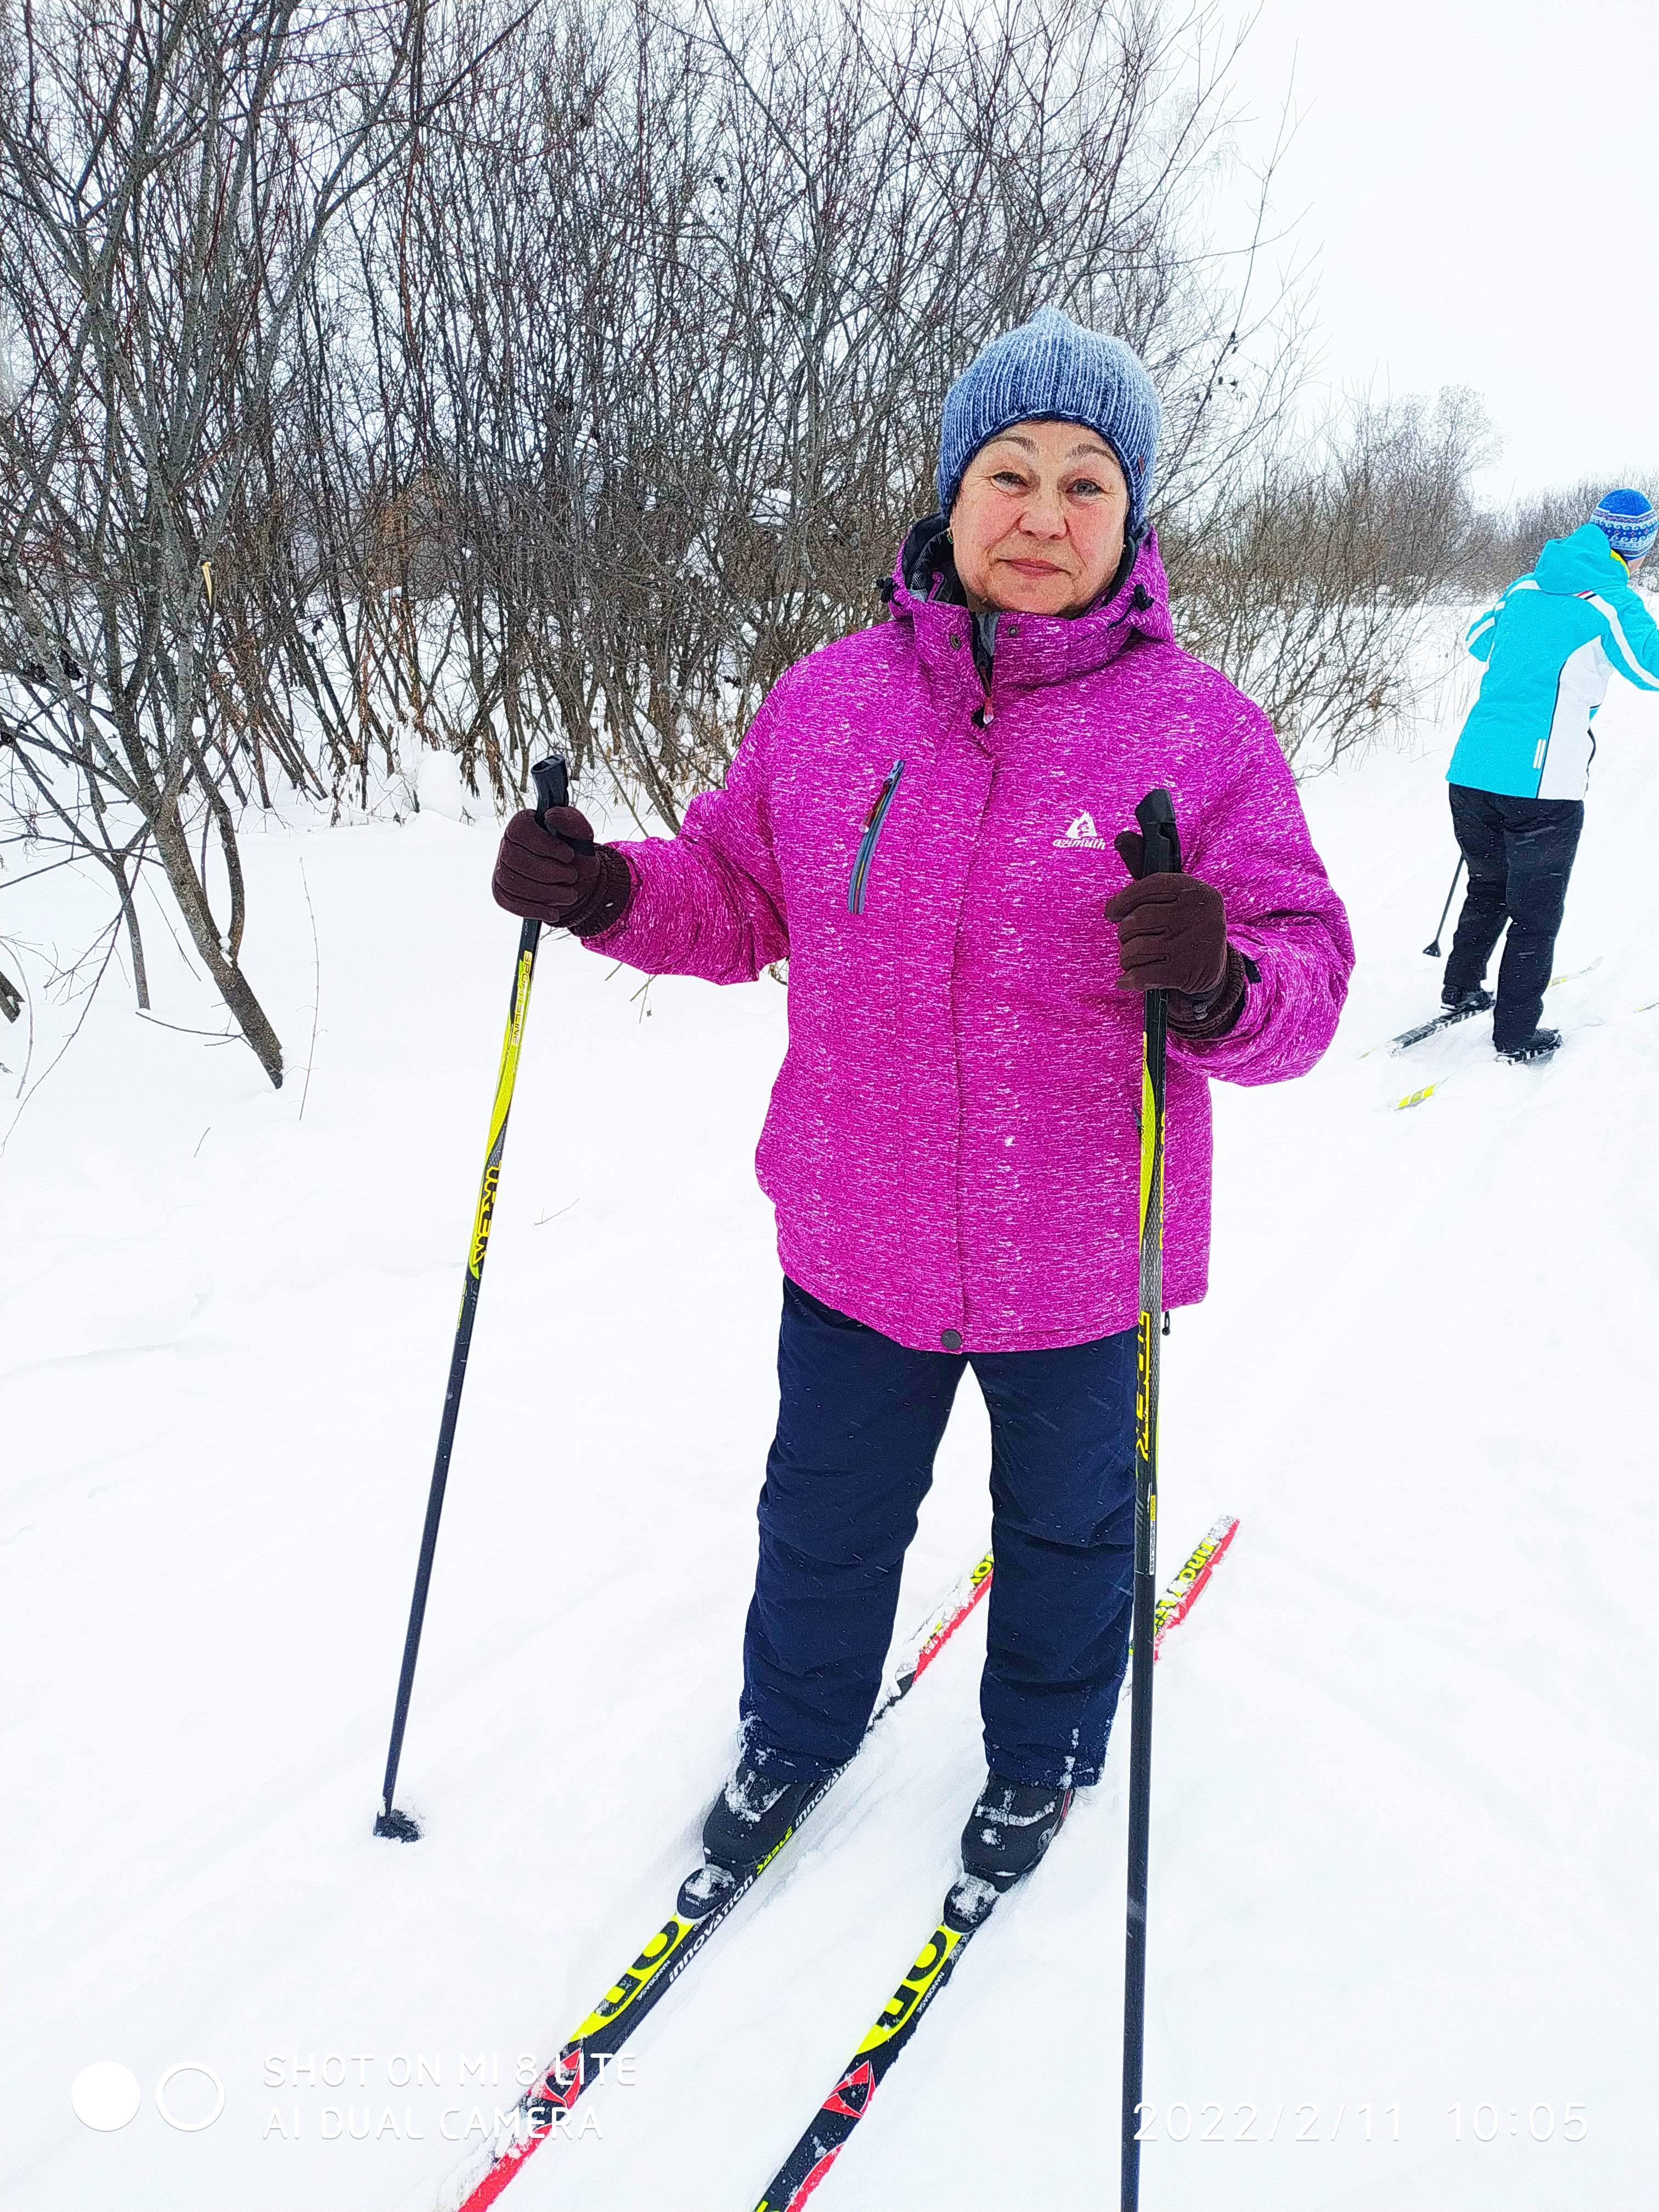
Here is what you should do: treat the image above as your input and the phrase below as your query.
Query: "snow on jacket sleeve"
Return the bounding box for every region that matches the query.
[1169,698,1355,1088]
[583,692,789,984]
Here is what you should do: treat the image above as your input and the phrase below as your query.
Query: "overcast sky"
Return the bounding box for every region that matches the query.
[1224,0,1657,503]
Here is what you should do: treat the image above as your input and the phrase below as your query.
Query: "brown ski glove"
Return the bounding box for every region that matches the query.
[1104,832,1248,1035]
[491,806,634,938]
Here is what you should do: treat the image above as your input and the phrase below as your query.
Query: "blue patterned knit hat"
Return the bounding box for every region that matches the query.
[1590,488,1657,558]
[936,308,1161,539]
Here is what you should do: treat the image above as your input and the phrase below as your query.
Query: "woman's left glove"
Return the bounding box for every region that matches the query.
[1104,835,1248,1035]
[492,806,634,937]
[1103,869,1228,996]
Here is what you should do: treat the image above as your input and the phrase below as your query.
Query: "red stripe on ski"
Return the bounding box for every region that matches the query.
[1152,1514,1239,1657]
[904,1558,992,1684]
[778,2141,841,2209]
[454,2124,542,2212]
[822,2057,875,2119]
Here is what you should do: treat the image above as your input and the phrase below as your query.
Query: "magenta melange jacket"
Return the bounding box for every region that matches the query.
[585,529,1353,1352]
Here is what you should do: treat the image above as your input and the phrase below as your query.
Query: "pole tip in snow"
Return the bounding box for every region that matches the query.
[374,1805,422,1842]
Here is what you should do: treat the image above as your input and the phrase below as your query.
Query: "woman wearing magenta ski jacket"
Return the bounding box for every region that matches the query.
[494,308,1353,1895]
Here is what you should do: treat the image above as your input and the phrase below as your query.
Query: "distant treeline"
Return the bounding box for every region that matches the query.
[0,0,1645,1084]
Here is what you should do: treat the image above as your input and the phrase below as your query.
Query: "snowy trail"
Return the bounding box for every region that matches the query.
[3,673,1656,2211]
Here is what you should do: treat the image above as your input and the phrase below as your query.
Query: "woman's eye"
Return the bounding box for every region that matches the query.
[992,470,1026,489]
[1068,477,1104,499]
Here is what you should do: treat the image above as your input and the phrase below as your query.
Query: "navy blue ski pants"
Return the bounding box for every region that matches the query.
[740,1279,1138,1792]
[1443,784,1584,1051]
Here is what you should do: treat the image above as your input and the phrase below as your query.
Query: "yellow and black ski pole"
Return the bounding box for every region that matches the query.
[375,754,568,1841]
[1120,786,1181,2206]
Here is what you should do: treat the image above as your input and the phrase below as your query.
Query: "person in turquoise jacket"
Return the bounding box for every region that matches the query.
[1441,489,1659,1059]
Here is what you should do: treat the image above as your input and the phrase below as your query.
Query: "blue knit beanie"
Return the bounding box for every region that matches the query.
[936,307,1162,539]
[1590,488,1657,558]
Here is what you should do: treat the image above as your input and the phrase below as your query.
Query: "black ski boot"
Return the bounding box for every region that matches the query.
[699,1762,812,1878]
[1441,984,1494,1014]
[1499,1026,1561,1064]
[959,1771,1074,1895]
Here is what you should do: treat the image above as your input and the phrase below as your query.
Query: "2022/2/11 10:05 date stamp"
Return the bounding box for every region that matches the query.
[1131,2102,1589,2144]
[1448,2103,1588,2142]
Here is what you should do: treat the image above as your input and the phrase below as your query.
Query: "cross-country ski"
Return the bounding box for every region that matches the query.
[432,1554,995,2212]
[1389,967,1613,1107]
[751,1519,1238,2212]
[1364,958,1604,1057]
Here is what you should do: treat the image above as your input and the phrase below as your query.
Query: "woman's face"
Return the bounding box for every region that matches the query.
[948,421,1130,617]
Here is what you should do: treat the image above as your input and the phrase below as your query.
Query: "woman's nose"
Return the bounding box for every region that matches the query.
[1018,490,1067,538]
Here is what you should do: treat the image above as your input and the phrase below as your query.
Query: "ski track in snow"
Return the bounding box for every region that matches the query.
[3,678,1656,2212]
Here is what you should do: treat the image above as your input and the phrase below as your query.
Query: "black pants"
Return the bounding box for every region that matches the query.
[740,1280,1137,1791]
[1443,785,1584,1051]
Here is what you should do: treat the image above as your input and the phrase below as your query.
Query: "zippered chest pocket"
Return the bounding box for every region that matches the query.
[847,759,906,915]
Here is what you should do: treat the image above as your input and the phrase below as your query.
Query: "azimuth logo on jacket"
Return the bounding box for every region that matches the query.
[1054,811,1111,850]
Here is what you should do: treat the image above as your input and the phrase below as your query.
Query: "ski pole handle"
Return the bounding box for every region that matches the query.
[1134,788,1183,878]
[531,753,597,854]
[532,756,569,824]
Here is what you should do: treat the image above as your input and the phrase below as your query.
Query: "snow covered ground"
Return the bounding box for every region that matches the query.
[4,663,1656,2212]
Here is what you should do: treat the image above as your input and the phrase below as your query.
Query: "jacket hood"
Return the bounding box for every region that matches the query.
[1534,523,1628,594]
[888,513,1174,688]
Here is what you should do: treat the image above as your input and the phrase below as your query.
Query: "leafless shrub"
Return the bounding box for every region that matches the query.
[11,0,1454,1091]
[294,0,1305,827]
[1462,473,1658,596]
[0,0,440,1086]
[1169,388,1498,772]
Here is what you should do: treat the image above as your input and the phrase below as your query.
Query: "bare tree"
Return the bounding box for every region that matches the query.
[1462,472,1659,597]
[5,0,1352,1095]
[0,0,431,1085]
[1170,388,1498,771]
[294,0,1306,827]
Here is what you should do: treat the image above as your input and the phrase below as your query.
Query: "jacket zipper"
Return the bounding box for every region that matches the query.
[847,758,906,914]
